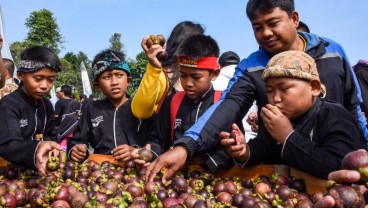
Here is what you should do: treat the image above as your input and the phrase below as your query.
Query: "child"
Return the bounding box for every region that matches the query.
[0,46,63,175]
[221,51,366,179]
[68,49,152,162]
[133,35,235,172]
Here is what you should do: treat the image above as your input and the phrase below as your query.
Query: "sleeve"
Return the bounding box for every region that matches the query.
[131,64,168,119]
[67,106,91,160]
[0,104,40,170]
[355,69,368,116]
[173,71,257,159]
[147,95,173,157]
[282,106,363,179]
[53,100,62,117]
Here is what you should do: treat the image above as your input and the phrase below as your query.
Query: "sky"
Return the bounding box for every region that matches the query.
[0,0,367,65]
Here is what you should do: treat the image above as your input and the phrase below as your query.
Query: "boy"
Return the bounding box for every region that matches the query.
[68,49,151,162]
[145,0,367,182]
[221,51,366,179]
[133,35,233,172]
[0,58,18,99]
[0,46,63,175]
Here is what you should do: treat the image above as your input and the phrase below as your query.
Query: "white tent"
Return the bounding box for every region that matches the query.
[0,5,16,75]
[80,61,92,98]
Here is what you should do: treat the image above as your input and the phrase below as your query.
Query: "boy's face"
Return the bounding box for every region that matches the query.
[95,69,131,102]
[265,77,320,119]
[179,66,219,103]
[250,7,299,55]
[17,68,56,101]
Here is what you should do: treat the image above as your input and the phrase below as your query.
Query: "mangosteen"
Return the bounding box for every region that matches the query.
[232,193,245,207]
[327,184,365,208]
[171,176,188,194]
[311,191,324,204]
[223,180,238,195]
[0,193,16,208]
[102,180,119,195]
[157,189,168,201]
[213,181,225,195]
[341,150,368,170]
[124,160,136,169]
[216,192,233,204]
[55,185,71,201]
[47,155,59,171]
[162,197,180,208]
[296,199,314,208]
[242,178,254,189]
[184,194,199,208]
[63,168,75,181]
[193,199,207,208]
[138,148,154,163]
[126,183,144,198]
[276,185,294,201]
[188,170,201,179]
[289,178,307,193]
[51,200,72,208]
[144,181,159,195]
[70,192,88,208]
[272,173,290,186]
[254,181,271,196]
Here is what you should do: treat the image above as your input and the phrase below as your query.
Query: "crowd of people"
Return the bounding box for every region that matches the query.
[0,0,367,207]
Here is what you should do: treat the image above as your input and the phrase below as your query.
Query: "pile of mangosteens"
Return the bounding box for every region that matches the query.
[0,149,367,208]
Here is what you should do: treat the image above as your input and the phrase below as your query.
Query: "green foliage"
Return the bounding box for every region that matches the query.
[127,51,148,96]
[9,41,31,66]
[25,9,64,54]
[109,33,123,52]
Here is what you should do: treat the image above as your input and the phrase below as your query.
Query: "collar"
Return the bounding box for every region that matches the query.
[291,98,321,129]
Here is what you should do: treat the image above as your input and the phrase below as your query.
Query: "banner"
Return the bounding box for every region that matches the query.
[80,61,92,98]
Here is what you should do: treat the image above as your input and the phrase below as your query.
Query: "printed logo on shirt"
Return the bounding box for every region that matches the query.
[20,119,28,128]
[174,118,182,130]
[91,116,104,127]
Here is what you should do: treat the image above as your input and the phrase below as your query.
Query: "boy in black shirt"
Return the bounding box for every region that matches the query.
[68,49,152,162]
[0,46,63,175]
[133,35,235,172]
[221,51,366,179]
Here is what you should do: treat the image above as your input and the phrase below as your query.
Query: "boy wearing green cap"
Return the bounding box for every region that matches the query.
[221,51,366,180]
[68,49,152,163]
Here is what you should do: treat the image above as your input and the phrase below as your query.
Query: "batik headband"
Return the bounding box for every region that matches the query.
[18,60,62,72]
[177,56,219,70]
[92,52,131,80]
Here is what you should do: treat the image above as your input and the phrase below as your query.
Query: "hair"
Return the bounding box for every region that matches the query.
[80,94,87,100]
[61,84,72,98]
[246,0,295,20]
[297,21,310,33]
[20,45,62,72]
[161,21,205,87]
[175,34,219,59]
[3,58,15,77]
[92,49,127,81]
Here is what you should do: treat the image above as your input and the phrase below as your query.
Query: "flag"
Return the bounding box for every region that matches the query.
[0,5,16,72]
[80,61,92,97]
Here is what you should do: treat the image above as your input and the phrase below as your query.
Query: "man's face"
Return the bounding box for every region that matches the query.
[250,8,299,55]
[17,68,57,101]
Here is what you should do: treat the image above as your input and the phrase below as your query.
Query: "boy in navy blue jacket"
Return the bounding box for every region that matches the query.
[221,51,366,179]
[133,35,235,172]
[68,49,152,162]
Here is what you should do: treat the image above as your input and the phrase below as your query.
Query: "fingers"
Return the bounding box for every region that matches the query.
[146,159,158,182]
[328,170,361,183]
[71,146,87,162]
[145,144,151,150]
[162,166,177,184]
[141,35,150,51]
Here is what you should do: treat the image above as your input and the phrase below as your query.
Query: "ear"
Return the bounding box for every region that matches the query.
[291,11,299,28]
[310,80,321,96]
[17,71,24,81]
[210,69,220,81]
[127,76,132,84]
[94,82,101,91]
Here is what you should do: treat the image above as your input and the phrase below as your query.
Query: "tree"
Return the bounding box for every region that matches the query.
[25,9,64,54]
[127,51,148,96]
[9,41,31,66]
[109,33,123,52]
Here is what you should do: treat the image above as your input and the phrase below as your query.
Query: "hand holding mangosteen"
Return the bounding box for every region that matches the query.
[35,141,64,176]
[220,123,247,162]
[131,144,153,166]
[111,144,136,162]
[141,34,168,68]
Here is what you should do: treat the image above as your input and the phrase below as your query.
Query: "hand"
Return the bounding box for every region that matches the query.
[131,144,151,167]
[146,146,188,183]
[246,112,259,132]
[261,104,293,143]
[71,144,87,162]
[314,170,362,207]
[141,36,164,69]
[35,141,63,176]
[111,144,135,162]
[220,123,248,162]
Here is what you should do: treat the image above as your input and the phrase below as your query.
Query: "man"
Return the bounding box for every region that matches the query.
[0,58,18,99]
[145,0,367,182]
[52,85,80,134]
